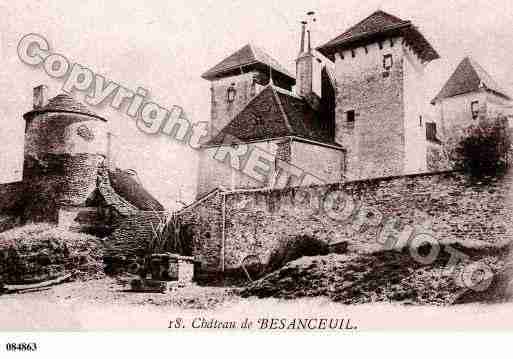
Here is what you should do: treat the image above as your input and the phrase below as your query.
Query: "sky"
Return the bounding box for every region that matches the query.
[1,0,513,208]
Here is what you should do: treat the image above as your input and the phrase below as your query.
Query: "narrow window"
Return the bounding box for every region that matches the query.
[426,122,437,141]
[419,115,423,127]
[227,83,236,103]
[383,54,393,71]
[471,100,479,119]
[346,110,355,129]
[249,76,257,97]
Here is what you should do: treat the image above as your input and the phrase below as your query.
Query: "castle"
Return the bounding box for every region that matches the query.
[1,9,512,277]
[0,85,164,234]
[196,10,512,198]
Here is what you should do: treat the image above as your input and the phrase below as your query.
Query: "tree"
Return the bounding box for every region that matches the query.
[452,116,511,175]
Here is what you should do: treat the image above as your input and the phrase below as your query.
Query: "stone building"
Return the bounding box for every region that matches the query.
[197,28,345,198]
[197,10,440,198]
[427,57,512,170]
[317,10,439,180]
[0,86,164,235]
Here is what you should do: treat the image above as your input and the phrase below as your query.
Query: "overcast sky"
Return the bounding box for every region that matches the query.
[1,0,513,208]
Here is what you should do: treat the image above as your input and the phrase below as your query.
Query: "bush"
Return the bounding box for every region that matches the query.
[0,223,104,283]
[453,117,511,175]
[265,235,329,274]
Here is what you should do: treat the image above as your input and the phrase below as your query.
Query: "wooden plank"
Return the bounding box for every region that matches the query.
[2,273,73,293]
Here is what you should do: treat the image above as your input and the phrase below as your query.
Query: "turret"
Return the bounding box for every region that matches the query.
[22,86,108,222]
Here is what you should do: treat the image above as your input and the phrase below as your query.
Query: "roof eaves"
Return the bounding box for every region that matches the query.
[23,109,107,122]
[318,21,411,52]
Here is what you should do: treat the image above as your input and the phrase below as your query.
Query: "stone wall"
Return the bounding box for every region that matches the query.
[106,211,165,258]
[22,153,103,222]
[289,141,344,184]
[209,72,264,140]
[334,37,405,180]
[180,171,513,275]
[0,182,24,214]
[25,113,107,158]
[178,190,224,272]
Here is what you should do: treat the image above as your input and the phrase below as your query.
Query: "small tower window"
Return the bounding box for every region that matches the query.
[383,54,393,71]
[346,110,355,129]
[250,76,257,97]
[419,115,423,127]
[471,100,479,119]
[227,83,236,103]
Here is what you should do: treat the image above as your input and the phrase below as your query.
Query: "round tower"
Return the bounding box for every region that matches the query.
[22,86,108,222]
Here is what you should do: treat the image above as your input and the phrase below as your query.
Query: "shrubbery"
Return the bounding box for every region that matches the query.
[452,117,511,175]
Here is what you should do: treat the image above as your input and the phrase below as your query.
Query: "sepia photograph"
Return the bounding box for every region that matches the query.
[1,0,513,354]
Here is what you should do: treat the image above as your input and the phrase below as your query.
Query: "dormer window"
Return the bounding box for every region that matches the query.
[471,100,479,119]
[227,83,236,103]
[383,54,393,71]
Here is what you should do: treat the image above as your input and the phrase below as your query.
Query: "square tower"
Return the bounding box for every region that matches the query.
[201,44,295,140]
[318,10,439,180]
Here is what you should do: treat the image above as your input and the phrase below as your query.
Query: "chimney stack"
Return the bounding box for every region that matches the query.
[296,22,313,98]
[299,21,306,55]
[33,85,48,109]
[307,29,311,53]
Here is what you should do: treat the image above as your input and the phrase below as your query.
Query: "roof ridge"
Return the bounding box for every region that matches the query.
[432,57,511,103]
[202,43,294,80]
[271,85,294,134]
[348,10,406,34]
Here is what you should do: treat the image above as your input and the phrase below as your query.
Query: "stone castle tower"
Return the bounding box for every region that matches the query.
[201,43,296,140]
[317,10,439,180]
[22,85,109,222]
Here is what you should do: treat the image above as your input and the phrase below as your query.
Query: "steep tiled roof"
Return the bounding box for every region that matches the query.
[432,57,511,103]
[97,165,139,216]
[108,169,165,212]
[96,163,165,215]
[206,85,339,147]
[317,10,439,62]
[201,44,294,81]
[24,94,106,121]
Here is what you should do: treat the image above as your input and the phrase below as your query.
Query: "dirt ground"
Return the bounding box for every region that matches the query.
[1,277,238,309]
[1,277,513,330]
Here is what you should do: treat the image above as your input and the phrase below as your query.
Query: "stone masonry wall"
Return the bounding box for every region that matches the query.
[210,72,263,140]
[334,38,405,180]
[22,153,103,222]
[180,171,513,274]
[178,190,225,272]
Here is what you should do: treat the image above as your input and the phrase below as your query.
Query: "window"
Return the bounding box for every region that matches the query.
[249,77,257,97]
[471,100,479,119]
[227,83,236,103]
[383,54,393,71]
[346,110,355,129]
[419,115,423,127]
[426,122,437,142]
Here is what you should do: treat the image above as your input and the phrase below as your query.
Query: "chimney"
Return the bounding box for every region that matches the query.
[299,21,306,54]
[296,23,313,98]
[33,85,48,109]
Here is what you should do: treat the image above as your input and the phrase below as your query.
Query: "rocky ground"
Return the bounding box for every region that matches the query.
[240,241,510,305]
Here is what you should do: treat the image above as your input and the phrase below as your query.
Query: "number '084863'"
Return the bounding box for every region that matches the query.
[6,343,38,352]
